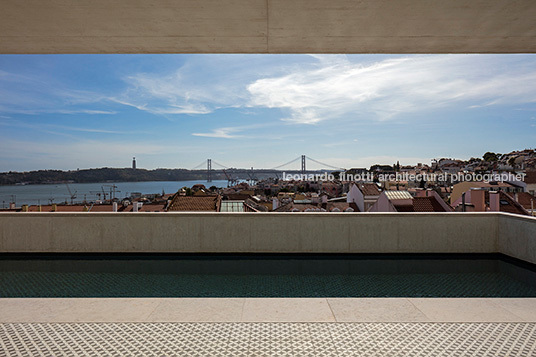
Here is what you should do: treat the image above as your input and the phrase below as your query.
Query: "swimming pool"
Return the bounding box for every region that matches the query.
[1,254,535,298]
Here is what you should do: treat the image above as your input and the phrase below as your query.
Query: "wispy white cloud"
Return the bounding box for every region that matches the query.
[112,55,318,117]
[0,107,116,115]
[247,55,536,124]
[113,59,253,116]
[191,122,279,140]
[192,127,242,139]
[109,96,211,115]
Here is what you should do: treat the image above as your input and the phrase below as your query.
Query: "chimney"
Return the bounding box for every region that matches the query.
[272,198,279,210]
[22,204,28,212]
[52,204,57,212]
[471,189,486,212]
[133,201,139,212]
[321,194,328,209]
[489,191,500,212]
[113,202,118,212]
[9,202,15,210]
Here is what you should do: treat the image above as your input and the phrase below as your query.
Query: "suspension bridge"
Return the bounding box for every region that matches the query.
[190,155,346,183]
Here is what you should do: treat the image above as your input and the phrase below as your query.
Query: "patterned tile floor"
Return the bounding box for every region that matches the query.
[1,322,535,356]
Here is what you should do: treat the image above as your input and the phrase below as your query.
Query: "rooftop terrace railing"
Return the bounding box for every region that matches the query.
[0,212,535,264]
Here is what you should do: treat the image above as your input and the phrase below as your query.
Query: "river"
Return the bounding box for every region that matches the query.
[0,180,229,207]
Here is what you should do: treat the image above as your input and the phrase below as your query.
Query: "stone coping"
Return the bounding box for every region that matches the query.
[2,298,536,323]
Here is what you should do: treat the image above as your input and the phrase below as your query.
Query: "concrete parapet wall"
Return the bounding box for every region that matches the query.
[1,1,536,54]
[0,212,500,254]
[498,213,536,265]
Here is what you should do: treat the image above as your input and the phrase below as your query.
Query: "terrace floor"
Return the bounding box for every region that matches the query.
[1,298,536,355]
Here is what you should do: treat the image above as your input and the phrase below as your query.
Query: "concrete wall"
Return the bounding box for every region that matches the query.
[498,213,536,265]
[0,212,498,254]
[1,1,535,54]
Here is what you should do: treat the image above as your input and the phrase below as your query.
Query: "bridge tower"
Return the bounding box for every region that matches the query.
[301,155,306,176]
[207,159,212,182]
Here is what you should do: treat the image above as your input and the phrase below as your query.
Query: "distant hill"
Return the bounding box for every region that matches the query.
[0,168,216,185]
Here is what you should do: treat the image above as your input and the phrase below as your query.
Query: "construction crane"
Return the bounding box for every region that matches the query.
[102,185,120,201]
[65,183,77,205]
[222,169,238,187]
[89,191,102,201]
[247,167,258,183]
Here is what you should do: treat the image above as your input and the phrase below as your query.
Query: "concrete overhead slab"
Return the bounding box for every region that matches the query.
[2,298,536,323]
[1,0,535,54]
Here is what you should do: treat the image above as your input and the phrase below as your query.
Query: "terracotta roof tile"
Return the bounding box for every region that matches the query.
[515,192,536,210]
[392,196,449,212]
[498,192,529,216]
[359,183,381,196]
[412,197,446,212]
[168,195,220,211]
[394,204,414,212]
[225,193,251,201]
[524,171,536,184]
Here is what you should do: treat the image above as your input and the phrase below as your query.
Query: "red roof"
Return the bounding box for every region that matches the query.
[515,192,536,210]
[359,183,381,196]
[498,192,529,215]
[412,197,446,212]
[167,195,220,211]
[525,171,536,184]
[393,196,449,212]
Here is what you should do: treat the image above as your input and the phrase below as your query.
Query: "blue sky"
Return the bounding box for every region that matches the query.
[0,54,535,172]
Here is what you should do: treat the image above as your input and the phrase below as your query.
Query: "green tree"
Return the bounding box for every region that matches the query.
[483,152,499,162]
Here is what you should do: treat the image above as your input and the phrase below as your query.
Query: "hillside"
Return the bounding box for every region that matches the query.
[0,168,215,185]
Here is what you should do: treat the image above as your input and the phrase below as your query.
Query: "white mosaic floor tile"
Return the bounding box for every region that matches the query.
[1,322,535,356]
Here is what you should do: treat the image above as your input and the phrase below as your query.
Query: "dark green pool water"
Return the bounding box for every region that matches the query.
[1,254,536,298]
